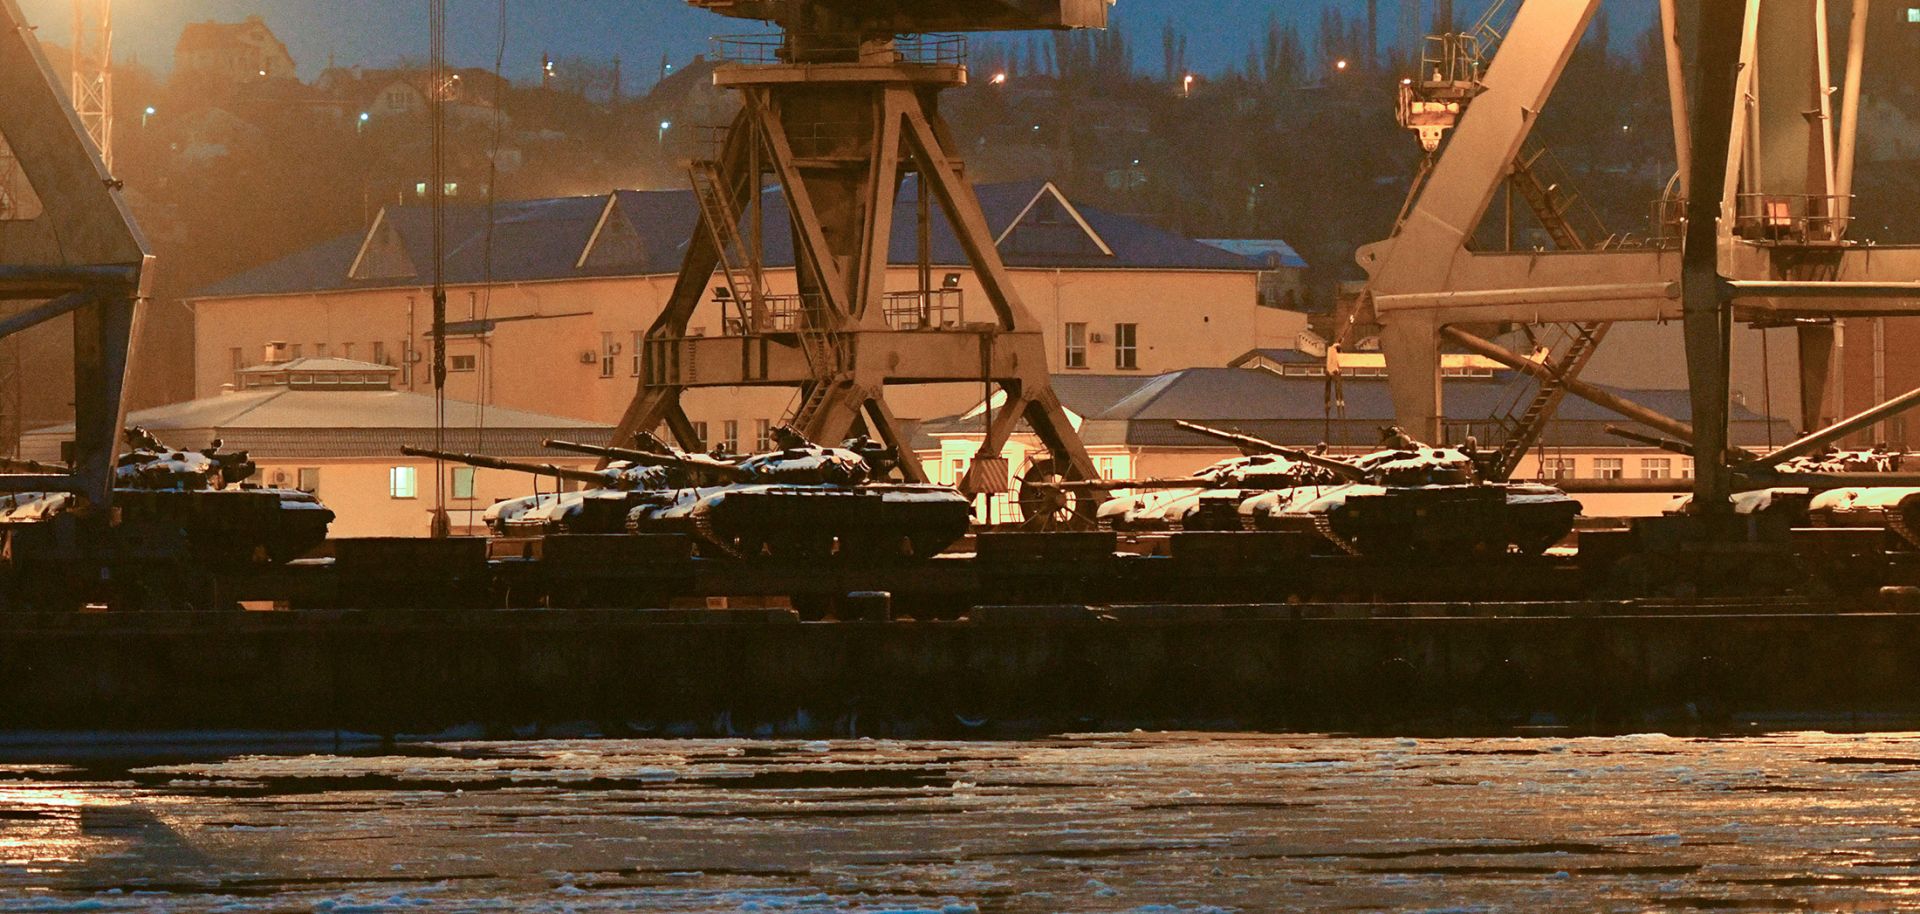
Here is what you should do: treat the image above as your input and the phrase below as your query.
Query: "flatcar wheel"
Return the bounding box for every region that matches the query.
[1017,459,1089,531]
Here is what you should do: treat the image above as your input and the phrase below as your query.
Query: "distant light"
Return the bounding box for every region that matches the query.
[144,106,156,115]
[1401,77,1412,86]
[660,120,672,130]
[359,112,370,121]
[1132,159,1139,165]
[990,71,1007,85]
[665,63,674,72]
[1335,59,1349,71]
[1033,124,1041,131]
[1182,73,1195,97]
[258,69,267,77]
[1622,124,1631,131]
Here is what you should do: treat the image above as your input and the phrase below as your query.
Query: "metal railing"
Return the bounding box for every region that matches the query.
[713,33,967,68]
[883,289,964,330]
[1734,193,1852,244]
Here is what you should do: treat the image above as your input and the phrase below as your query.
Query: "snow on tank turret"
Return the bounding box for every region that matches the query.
[1177,422,1582,556]
[0,427,334,565]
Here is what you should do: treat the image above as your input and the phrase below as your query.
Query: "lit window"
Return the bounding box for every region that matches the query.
[1064,322,1087,369]
[1097,456,1116,479]
[1114,322,1138,370]
[1909,7,1920,23]
[449,354,477,372]
[755,419,774,451]
[1641,457,1673,480]
[1594,457,1624,480]
[452,466,476,499]
[721,420,739,453]
[389,466,418,499]
[296,467,320,494]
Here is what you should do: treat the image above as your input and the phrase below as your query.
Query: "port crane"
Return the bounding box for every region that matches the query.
[1364,0,1920,512]
[609,0,1113,520]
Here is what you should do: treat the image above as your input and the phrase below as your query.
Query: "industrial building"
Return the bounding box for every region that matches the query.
[185,178,1308,441]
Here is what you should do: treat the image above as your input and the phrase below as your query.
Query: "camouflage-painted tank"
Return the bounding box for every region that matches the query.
[0,427,334,566]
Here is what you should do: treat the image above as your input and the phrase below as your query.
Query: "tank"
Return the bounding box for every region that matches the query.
[397,444,689,536]
[0,427,334,566]
[1177,422,1583,557]
[1064,454,1344,532]
[547,429,973,559]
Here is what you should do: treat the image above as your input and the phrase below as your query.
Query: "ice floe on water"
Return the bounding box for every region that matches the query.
[5,732,1920,909]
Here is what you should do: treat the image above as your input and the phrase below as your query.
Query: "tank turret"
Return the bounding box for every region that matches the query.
[398,445,682,535]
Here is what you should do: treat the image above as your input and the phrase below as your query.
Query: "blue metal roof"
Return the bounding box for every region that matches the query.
[1198,238,1310,270]
[190,180,1263,300]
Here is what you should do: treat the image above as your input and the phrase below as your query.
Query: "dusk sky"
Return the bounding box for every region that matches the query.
[18,1,1653,88]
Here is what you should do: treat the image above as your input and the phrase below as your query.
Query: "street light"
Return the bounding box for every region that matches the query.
[1182,73,1194,97]
[658,120,671,147]
[1335,59,1349,71]
[357,111,370,133]
[141,105,155,127]
[990,71,1007,86]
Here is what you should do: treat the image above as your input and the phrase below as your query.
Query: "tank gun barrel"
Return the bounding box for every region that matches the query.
[0,456,72,474]
[1174,421,1368,483]
[542,439,753,482]
[399,446,618,488]
[1028,477,1214,491]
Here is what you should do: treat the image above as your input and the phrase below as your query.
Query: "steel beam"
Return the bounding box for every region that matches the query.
[1680,2,1749,513]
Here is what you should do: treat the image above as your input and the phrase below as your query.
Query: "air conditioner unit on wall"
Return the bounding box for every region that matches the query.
[1090,332,1107,343]
[579,351,598,364]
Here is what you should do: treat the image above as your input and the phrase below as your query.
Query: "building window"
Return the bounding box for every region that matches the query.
[296,467,320,494]
[389,466,418,499]
[289,343,303,359]
[1097,456,1116,479]
[721,420,739,453]
[230,347,245,385]
[314,343,329,358]
[340,342,355,360]
[755,419,774,451]
[1114,322,1138,370]
[631,331,645,377]
[601,332,617,378]
[1594,457,1624,480]
[1641,457,1673,480]
[1064,322,1087,369]
[949,458,966,485]
[1543,457,1576,480]
[691,421,709,450]
[372,341,387,365]
[451,466,476,500]
[449,354,477,372]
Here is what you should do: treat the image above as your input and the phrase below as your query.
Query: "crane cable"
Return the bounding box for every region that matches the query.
[428,0,450,536]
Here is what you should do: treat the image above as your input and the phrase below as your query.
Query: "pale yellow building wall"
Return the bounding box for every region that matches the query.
[251,457,601,538]
[191,265,1293,442]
